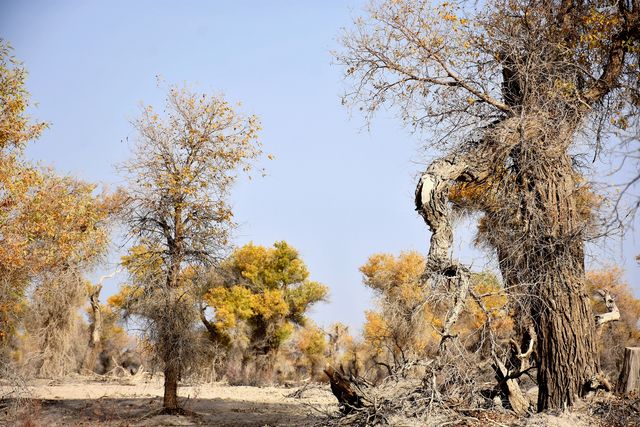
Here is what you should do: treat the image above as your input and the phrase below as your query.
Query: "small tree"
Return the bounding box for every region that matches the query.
[295,321,328,380]
[360,251,510,375]
[119,85,261,412]
[201,241,328,384]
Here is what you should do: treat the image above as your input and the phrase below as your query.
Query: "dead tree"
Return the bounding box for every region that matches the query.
[617,347,640,395]
[324,365,369,414]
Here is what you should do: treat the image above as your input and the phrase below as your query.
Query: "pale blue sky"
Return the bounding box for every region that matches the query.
[2,0,638,332]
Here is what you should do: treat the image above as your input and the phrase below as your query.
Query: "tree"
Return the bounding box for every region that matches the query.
[119,85,261,412]
[336,0,639,411]
[0,41,119,371]
[360,251,510,374]
[0,40,47,351]
[295,321,328,379]
[201,241,328,384]
[22,174,120,377]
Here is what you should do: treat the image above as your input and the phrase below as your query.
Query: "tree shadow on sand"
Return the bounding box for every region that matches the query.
[2,396,331,426]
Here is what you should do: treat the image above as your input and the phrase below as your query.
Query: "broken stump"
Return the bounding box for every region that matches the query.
[617,347,640,396]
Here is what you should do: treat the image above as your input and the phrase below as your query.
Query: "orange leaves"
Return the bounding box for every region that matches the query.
[581,7,622,49]
[0,41,48,154]
[448,176,503,210]
[360,250,511,360]
[363,310,391,352]
[360,251,425,297]
[0,165,114,279]
[0,44,118,346]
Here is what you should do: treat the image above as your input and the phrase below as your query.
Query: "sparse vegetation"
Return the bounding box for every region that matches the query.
[1,0,639,425]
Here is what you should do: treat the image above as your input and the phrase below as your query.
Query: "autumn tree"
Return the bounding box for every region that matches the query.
[118,85,261,412]
[360,251,510,375]
[201,241,328,384]
[0,40,47,352]
[295,321,328,380]
[337,0,639,411]
[23,175,120,377]
[0,41,119,375]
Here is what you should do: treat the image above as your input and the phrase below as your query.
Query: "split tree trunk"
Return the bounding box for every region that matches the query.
[415,127,602,412]
[617,347,640,395]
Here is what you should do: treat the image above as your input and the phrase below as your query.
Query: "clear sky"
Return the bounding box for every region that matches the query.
[2,0,638,332]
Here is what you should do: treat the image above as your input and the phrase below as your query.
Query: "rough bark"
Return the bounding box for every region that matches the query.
[533,255,599,410]
[514,150,599,411]
[415,126,603,411]
[324,365,367,413]
[160,204,184,411]
[163,362,179,411]
[617,347,640,395]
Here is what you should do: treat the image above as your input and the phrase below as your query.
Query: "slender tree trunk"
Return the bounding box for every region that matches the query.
[82,285,103,371]
[161,203,184,411]
[163,361,179,410]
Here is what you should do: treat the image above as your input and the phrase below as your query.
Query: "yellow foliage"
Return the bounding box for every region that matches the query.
[202,241,328,353]
[296,322,327,374]
[360,251,510,363]
[254,289,289,319]
[0,41,47,154]
[363,311,390,354]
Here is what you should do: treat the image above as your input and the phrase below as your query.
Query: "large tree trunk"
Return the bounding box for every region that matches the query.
[518,150,599,411]
[416,126,602,412]
[532,250,599,411]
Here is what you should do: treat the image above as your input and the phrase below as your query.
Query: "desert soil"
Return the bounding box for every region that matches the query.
[0,376,339,426]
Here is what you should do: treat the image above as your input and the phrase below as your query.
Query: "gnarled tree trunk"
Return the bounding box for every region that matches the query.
[531,248,599,410]
[415,125,602,412]
[514,148,599,411]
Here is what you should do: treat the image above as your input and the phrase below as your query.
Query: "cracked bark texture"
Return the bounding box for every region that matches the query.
[415,121,602,411]
[415,154,475,353]
[337,0,640,412]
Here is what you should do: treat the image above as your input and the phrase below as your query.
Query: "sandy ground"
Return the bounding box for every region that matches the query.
[0,376,339,426]
[2,376,637,426]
